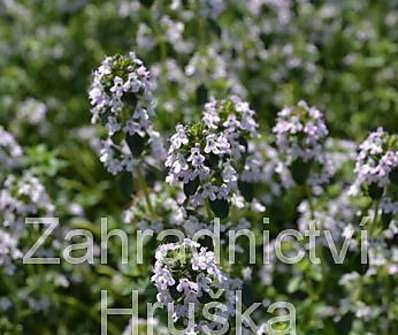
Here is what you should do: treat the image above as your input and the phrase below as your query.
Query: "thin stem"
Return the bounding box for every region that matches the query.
[205,200,213,222]
[136,168,154,214]
[304,186,327,297]
[373,200,380,225]
[370,199,381,236]
[197,7,206,49]
[147,6,171,99]
[305,185,315,220]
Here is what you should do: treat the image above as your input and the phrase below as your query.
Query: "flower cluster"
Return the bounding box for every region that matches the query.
[241,140,292,204]
[273,101,330,185]
[0,173,54,274]
[151,239,240,333]
[273,100,328,162]
[17,98,48,125]
[0,126,23,173]
[89,52,164,174]
[354,127,398,191]
[297,192,358,249]
[0,173,54,231]
[165,96,257,216]
[0,229,22,275]
[380,197,398,215]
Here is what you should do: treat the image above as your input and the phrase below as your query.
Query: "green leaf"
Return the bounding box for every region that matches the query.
[290,159,311,185]
[238,136,248,153]
[367,183,384,200]
[196,83,208,106]
[122,92,137,109]
[139,0,155,8]
[119,171,133,199]
[238,180,254,202]
[381,211,392,229]
[126,133,146,156]
[287,276,301,293]
[183,177,200,196]
[205,153,219,169]
[24,145,68,177]
[99,109,112,126]
[390,168,398,186]
[207,18,222,37]
[209,198,229,218]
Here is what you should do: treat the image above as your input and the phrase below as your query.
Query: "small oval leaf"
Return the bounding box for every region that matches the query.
[126,133,146,157]
[209,198,230,219]
[184,177,200,197]
[196,84,208,106]
[238,180,254,202]
[290,159,311,185]
[368,183,384,200]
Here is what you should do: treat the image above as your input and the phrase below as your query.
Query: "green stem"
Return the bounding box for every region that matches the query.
[197,7,206,49]
[147,6,171,97]
[370,199,381,236]
[136,168,153,214]
[305,186,315,220]
[304,186,328,297]
[373,200,380,225]
[205,200,213,222]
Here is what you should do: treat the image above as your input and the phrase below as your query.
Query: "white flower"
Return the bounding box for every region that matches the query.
[0,173,55,274]
[0,126,23,172]
[381,197,398,214]
[354,128,398,188]
[202,183,218,201]
[89,53,163,174]
[176,278,199,296]
[165,96,258,210]
[151,239,240,333]
[204,134,231,155]
[204,134,219,154]
[191,248,215,272]
[151,267,175,290]
[169,124,189,152]
[187,146,206,168]
[17,98,47,125]
[273,101,328,162]
[203,100,220,129]
[222,161,238,184]
[272,101,331,187]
